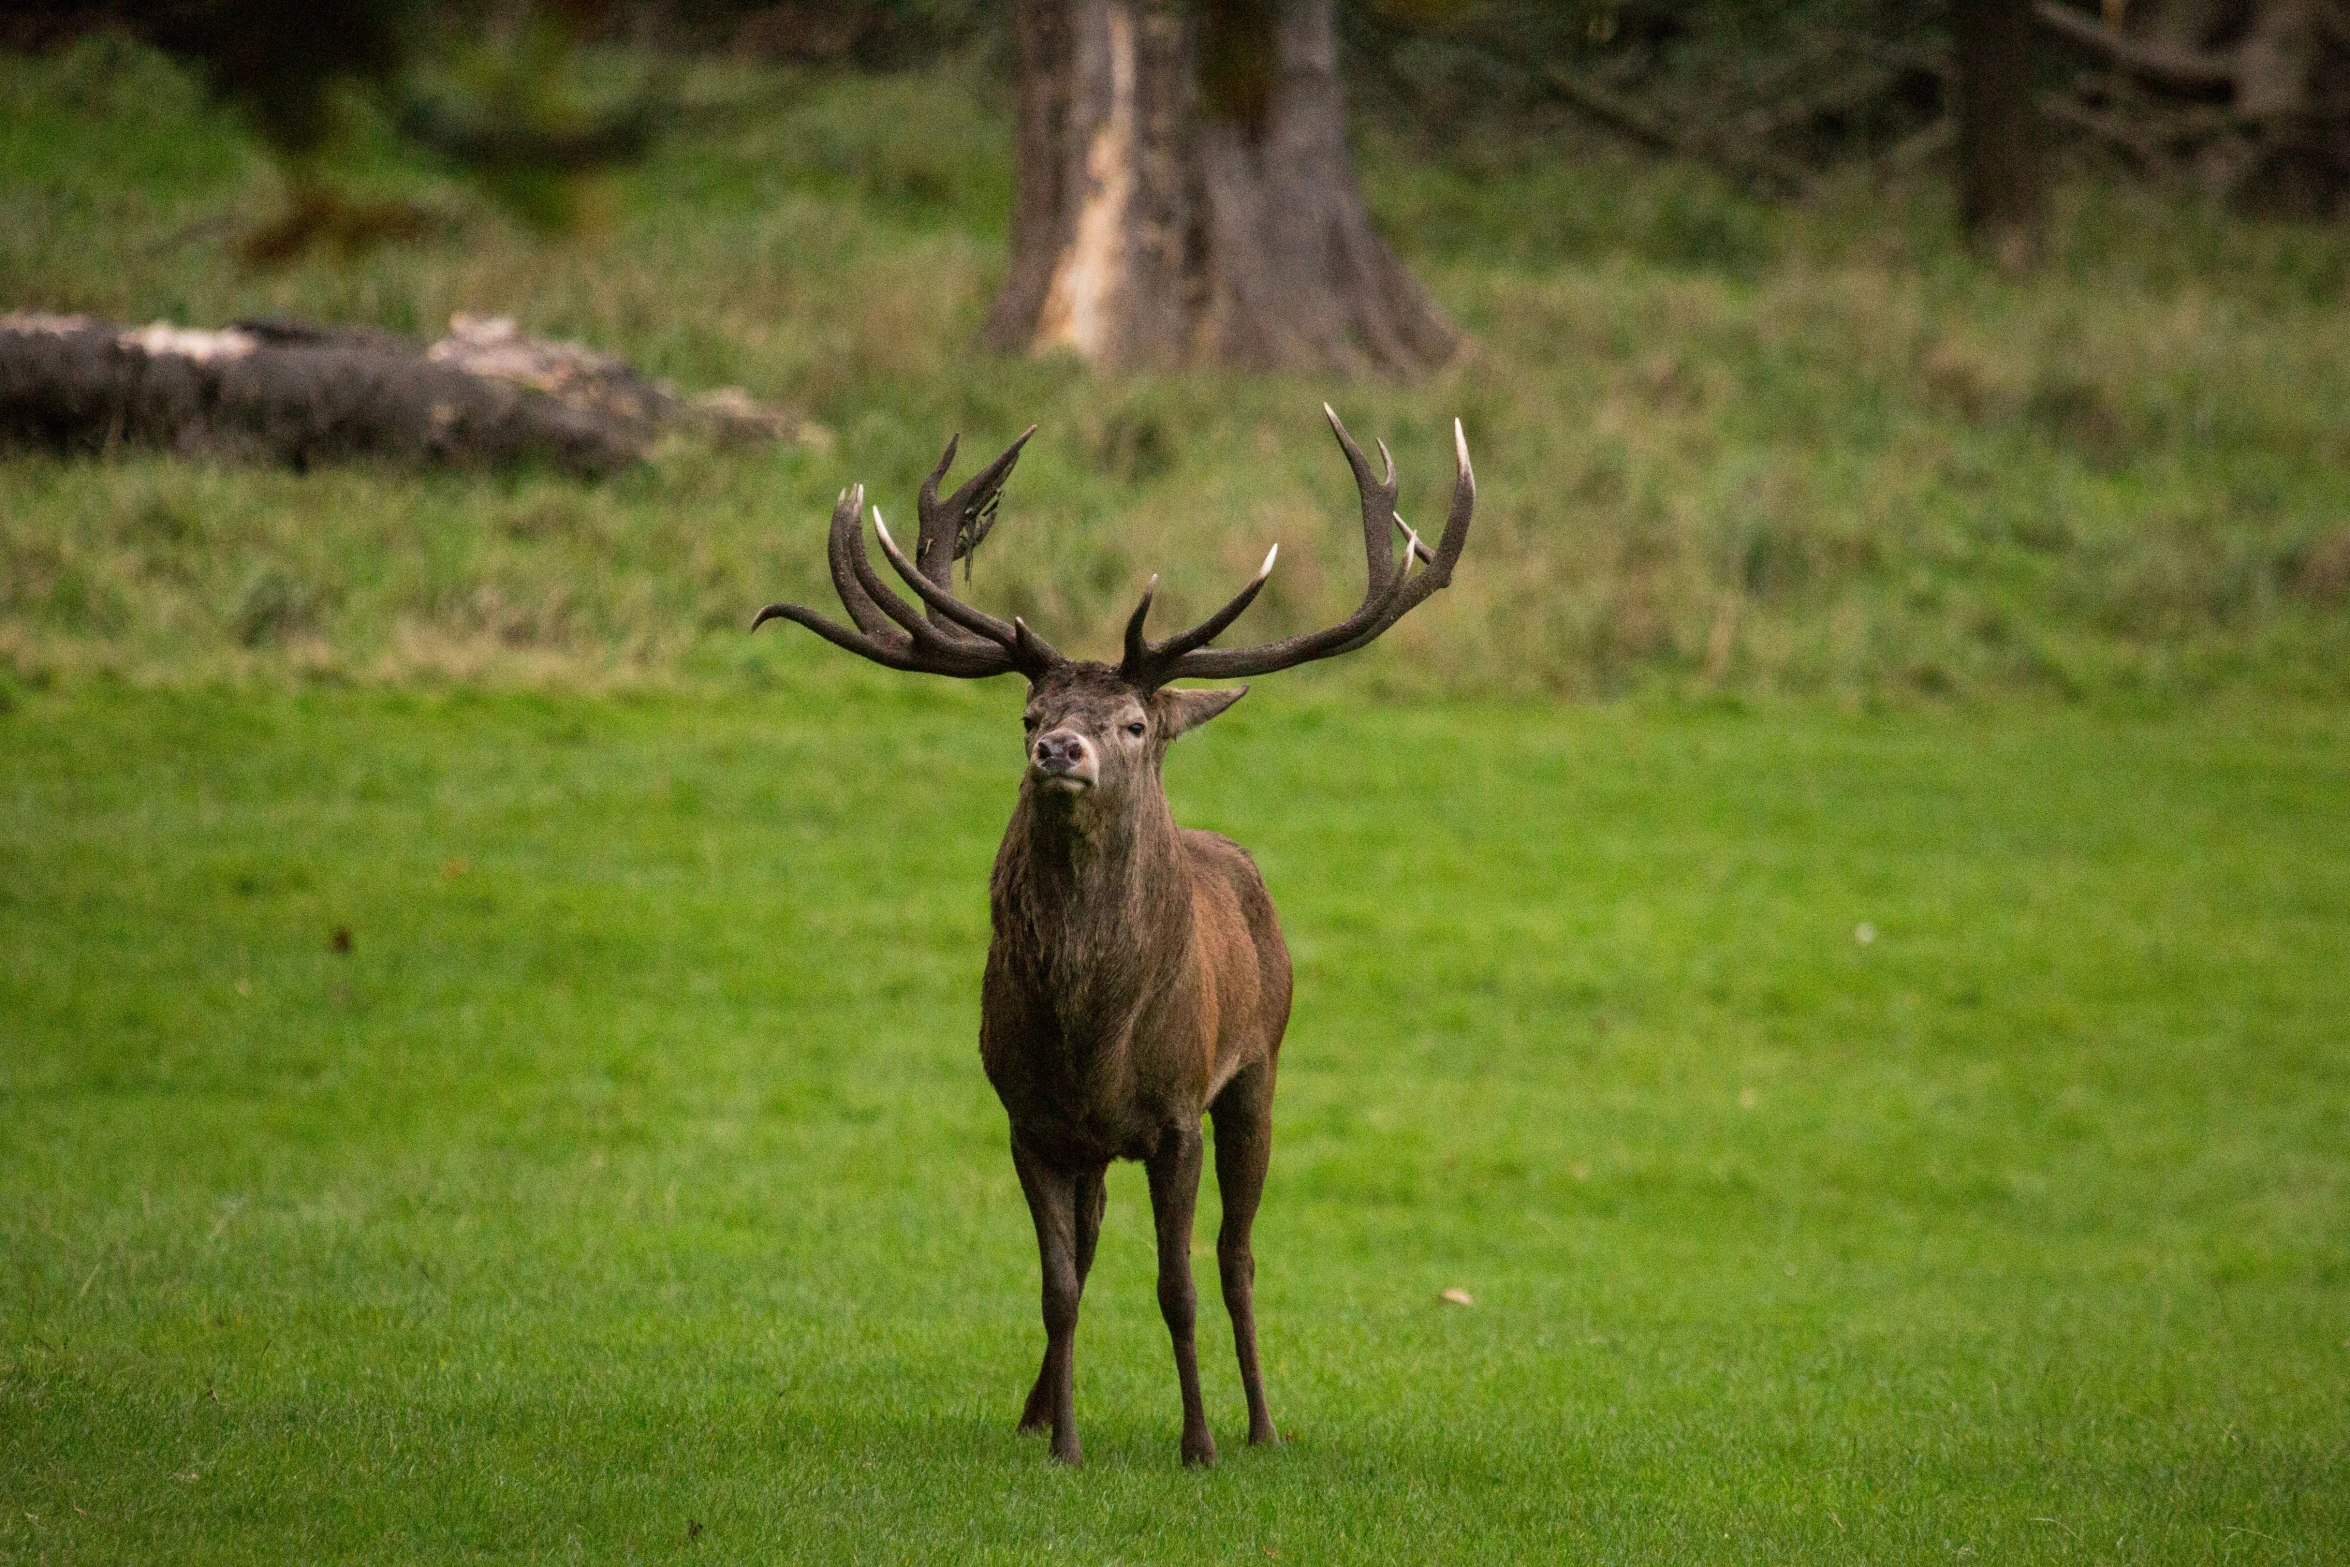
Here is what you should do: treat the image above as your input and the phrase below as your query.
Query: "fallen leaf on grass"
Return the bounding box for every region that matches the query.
[1439,1287,1474,1307]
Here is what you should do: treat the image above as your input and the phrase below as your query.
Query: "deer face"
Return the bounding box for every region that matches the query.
[1022,665,1246,806]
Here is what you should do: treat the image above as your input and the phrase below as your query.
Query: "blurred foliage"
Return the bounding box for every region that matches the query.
[2,1,669,250]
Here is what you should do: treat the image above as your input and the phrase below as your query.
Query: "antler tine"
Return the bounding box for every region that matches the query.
[1144,412,1474,683]
[874,509,1065,677]
[831,484,933,641]
[875,509,1029,650]
[1325,403,1405,597]
[750,599,1001,675]
[1325,417,1476,657]
[954,426,1035,560]
[1119,546,1280,686]
[912,433,962,586]
[1159,542,1279,659]
[821,486,898,638]
[834,492,1008,668]
[1012,617,1057,669]
[1393,512,1432,565]
[751,470,1055,681]
[915,426,1037,591]
[1122,575,1160,671]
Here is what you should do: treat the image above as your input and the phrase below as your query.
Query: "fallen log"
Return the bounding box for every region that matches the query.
[0,311,797,476]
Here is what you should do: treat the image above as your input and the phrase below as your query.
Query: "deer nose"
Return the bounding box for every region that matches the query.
[1032,730,1089,773]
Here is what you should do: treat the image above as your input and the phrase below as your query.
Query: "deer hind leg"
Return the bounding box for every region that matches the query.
[1211,1061,1278,1446]
[1019,1161,1104,1439]
[1145,1124,1216,1467]
[1011,1139,1092,1465]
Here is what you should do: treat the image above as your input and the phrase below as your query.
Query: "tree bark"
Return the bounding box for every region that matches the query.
[983,0,1458,377]
[1957,0,2047,272]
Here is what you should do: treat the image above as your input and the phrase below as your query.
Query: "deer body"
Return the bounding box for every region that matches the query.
[752,409,1472,1466]
[982,803,1289,1168]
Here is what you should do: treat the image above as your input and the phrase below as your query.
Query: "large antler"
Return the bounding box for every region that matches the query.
[1119,406,1475,689]
[751,431,1062,679]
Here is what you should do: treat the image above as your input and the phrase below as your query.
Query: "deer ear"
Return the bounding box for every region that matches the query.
[1155,685,1247,738]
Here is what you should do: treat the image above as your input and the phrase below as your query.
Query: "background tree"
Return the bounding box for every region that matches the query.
[1955,0,2045,271]
[983,0,1459,376]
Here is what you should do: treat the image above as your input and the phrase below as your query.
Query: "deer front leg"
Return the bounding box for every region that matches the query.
[1011,1138,1087,1465]
[1146,1124,1216,1468]
[1019,1161,1104,1438]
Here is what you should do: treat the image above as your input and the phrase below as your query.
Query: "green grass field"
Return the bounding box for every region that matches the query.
[5,680,2346,1562]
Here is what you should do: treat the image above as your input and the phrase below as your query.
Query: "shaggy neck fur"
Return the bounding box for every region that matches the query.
[996,762,1196,1051]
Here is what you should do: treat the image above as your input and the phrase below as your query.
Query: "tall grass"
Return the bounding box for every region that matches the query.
[3,35,2348,701]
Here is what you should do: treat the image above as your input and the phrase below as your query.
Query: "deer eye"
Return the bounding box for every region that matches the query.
[1022,714,1040,731]
[1126,722,1146,737]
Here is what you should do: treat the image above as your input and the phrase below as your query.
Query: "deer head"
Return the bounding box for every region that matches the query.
[751,407,1476,811]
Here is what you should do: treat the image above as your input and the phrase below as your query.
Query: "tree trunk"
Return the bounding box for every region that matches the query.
[983,0,1458,377]
[1957,0,2047,272]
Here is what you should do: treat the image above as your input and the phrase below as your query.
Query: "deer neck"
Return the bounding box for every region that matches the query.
[998,772,1194,1028]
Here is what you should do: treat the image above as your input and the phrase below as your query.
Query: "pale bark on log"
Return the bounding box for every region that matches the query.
[0,313,791,475]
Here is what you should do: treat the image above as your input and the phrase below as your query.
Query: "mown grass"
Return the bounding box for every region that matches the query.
[4,36,2350,700]
[3,681,2347,1562]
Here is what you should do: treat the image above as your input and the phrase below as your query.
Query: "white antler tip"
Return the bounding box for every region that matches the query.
[1259,543,1279,577]
[1454,417,1471,468]
[872,509,896,548]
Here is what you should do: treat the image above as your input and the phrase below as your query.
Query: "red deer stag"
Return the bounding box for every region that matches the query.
[752,408,1474,1467]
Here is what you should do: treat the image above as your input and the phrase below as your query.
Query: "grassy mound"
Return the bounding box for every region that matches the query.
[4,36,2350,700]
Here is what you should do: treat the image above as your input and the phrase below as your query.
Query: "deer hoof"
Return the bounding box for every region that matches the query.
[1049,1438,1084,1467]
[1017,1377,1053,1434]
[1182,1433,1218,1469]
